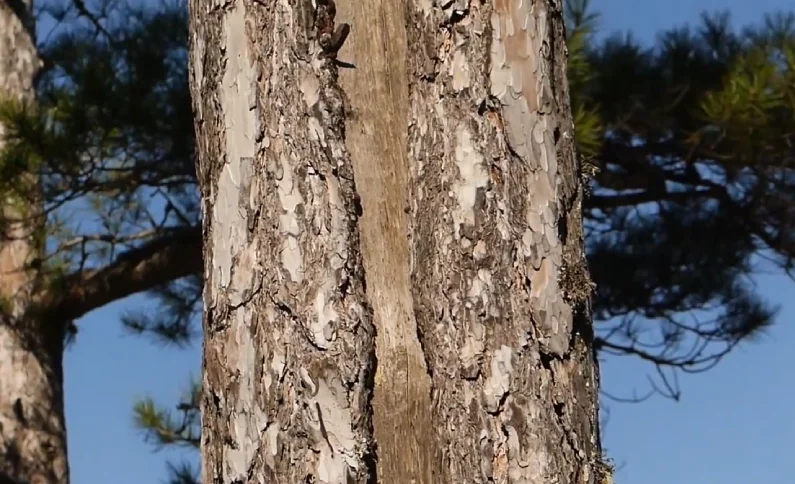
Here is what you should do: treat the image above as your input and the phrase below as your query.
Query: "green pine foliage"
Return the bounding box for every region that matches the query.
[566,1,795,398]
[133,380,200,449]
[133,380,200,484]
[566,0,604,160]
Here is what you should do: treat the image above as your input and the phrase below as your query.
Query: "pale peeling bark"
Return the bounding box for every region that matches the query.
[193,0,600,482]
[0,1,69,483]
[397,1,600,480]
[190,1,375,482]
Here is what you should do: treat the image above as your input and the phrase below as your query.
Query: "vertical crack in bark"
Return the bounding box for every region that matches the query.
[337,0,438,482]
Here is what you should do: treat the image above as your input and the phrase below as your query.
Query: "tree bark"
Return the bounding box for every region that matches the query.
[0,1,70,483]
[191,0,602,482]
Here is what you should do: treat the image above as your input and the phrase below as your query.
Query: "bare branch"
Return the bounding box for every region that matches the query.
[38,225,202,322]
[54,228,161,253]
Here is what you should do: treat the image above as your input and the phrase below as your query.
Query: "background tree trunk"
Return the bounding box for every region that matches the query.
[191,0,602,482]
[0,1,69,483]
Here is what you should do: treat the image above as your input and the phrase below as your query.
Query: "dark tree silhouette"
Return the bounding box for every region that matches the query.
[567,0,795,400]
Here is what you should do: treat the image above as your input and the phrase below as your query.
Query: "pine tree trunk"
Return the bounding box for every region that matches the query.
[191,0,601,482]
[0,2,69,484]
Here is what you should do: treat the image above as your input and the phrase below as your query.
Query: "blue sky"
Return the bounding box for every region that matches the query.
[58,1,794,483]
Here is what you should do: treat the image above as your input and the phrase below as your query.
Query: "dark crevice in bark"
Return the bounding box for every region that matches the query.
[443,9,469,26]
[362,349,379,484]
[269,296,294,318]
[557,203,570,245]
[539,349,556,370]
[414,313,434,381]
[570,300,597,351]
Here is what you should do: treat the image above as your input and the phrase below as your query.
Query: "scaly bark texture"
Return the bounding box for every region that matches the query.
[0,1,69,483]
[192,0,600,482]
[190,0,376,482]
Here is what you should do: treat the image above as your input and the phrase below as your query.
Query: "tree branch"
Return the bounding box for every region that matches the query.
[587,188,715,210]
[39,225,202,322]
[71,0,114,41]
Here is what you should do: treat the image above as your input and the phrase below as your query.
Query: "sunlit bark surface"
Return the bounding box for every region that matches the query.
[191,0,601,482]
